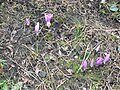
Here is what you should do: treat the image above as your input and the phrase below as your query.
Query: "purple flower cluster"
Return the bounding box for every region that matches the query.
[25,13,53,34]
[82,53,110,70]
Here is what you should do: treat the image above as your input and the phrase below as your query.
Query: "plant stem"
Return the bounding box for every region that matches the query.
[36,35,38,54]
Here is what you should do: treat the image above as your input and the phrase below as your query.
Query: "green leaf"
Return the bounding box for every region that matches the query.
[111,36,117,40]
[0,81,7,87]
[11,82,23,90]
[73,63,79,72]
[110,4,119,12]
[2,84,9,90]
[0,80,9,90]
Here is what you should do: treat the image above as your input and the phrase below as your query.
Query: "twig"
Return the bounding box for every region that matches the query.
[91,29,120,31]
[6,56,41,83]
[56,79,67,89]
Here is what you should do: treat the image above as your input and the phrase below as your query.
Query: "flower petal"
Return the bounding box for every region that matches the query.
[90,59,94,67]
[45,14,53,22]
[96,57,103,66]
[45,13,53,27]
[82,60,87,70]
[103,53,110,64]
[26,18,30,26]
[47,22,51,28]
[35,22,39,34]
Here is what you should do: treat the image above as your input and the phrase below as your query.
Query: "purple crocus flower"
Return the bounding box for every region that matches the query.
[35,22,39,34]
[82,60,87,70]
[96,57,103,66]
[26,18,30,26]
[90,59,94,67]
[103,53,110,64]
[45,13,53,28]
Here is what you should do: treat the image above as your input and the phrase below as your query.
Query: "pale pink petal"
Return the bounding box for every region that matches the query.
[35,22,39,34]
[47,22,51,28]
[90,59,94,67]
[103,53,110,64]
[82,60,87,70]
[45,13,53,27]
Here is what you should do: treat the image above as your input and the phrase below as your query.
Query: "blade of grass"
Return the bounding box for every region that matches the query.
[76,41,91,73]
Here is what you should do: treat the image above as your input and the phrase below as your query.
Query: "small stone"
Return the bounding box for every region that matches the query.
[100,0,106,4]
[74,55,78,59]
[82,87,86,90]
[38,71,47,78]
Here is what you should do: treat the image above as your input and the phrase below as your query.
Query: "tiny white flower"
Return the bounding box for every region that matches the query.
[101,0,106,4]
